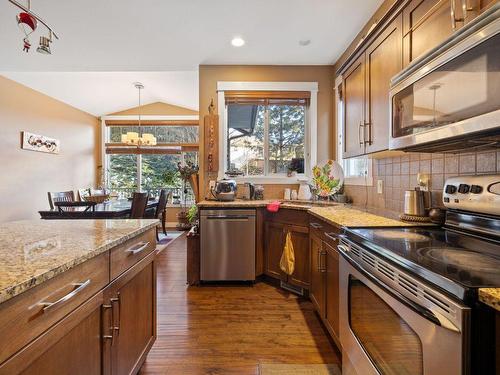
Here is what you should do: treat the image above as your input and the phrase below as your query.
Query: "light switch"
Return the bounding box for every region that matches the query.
[377,179,383,194]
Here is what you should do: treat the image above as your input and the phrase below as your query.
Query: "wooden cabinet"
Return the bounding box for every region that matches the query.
[307,216,341,349]
[104,253,156,375]
[365,16,403,154]
[264,221,286,280]
[342,16,402,157]
[0,293,105,375]
[0,228,157,375]
[402,0,459,66]
[324,240,340,346]
[342,54,366,158]
[309,231,325,316]
[264,209,310,290]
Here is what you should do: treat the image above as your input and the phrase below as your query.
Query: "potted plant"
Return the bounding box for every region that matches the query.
[176,162,199,230]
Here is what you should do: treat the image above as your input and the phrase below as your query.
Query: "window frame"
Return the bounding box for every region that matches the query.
[334,76,373,186]
[217,82,318,184]
[100,115,199,204]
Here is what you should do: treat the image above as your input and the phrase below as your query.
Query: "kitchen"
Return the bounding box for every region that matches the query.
[0,0,499,374]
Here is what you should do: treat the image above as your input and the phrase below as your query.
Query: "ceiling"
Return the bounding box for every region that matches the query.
[1,71,199,116]
[0,0,383,115]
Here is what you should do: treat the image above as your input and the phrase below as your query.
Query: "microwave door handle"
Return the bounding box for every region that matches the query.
[339,247,461,333]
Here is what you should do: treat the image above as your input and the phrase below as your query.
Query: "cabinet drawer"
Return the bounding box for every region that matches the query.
[110,229,156,280]
[0,252,109,365]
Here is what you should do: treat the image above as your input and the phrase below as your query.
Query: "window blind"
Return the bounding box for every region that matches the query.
[224,91,310,106]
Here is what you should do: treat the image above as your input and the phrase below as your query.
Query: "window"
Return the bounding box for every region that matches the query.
[103,120,198,204]
[335,78,373,185]
[218,82,318,183]
[227,104,306,177]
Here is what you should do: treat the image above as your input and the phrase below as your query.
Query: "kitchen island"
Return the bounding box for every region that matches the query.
[0,219,158,375]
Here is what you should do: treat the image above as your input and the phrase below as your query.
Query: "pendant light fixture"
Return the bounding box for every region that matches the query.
[9,0,59,54]
[121,83,157,147]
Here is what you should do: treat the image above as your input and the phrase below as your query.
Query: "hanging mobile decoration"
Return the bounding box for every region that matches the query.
[8,0,59,54]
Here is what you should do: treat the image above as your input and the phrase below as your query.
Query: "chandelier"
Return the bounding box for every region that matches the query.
[121,83,157,146]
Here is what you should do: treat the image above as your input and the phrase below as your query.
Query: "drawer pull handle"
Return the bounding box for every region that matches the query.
[310,222,322,229]
[126,241,150,255]
[39,279,91,313]
[324,232,339,241]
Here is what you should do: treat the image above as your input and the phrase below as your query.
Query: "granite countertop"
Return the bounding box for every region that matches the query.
[479,288,500,312]
[0,219,158,304]
[198,199,426,227]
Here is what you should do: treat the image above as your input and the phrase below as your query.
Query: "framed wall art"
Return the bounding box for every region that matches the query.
[21,131,60,154]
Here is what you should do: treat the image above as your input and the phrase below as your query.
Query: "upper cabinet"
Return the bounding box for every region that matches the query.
[342,16,402,158]
[339,0,498,159]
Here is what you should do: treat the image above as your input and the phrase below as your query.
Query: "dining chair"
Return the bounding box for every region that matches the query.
[77,188,91,201]
[130,192,149,219]
[152,189,170,241]
[48,191,75,210]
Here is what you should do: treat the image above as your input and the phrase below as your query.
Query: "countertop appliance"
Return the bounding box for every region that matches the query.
[389,5,500,152]
[339,174,500,375]
[240,182,255,200]
[200,209,255,281]
[403,189,426,216]
[210,179,237,201]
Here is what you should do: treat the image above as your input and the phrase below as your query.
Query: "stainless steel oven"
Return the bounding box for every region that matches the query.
[338,238,470,375]
[389,4,500,152]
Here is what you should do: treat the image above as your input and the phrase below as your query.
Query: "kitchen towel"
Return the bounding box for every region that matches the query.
[280,231,295,275]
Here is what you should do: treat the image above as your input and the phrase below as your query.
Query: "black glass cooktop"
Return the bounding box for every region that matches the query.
[344,227,500,302]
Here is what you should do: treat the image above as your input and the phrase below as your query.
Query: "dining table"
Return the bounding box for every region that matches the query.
[39,199,159,220]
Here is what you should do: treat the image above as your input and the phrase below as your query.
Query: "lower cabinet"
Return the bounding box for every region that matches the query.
[0,293,105,375]
[324,240,340,346]
[264,210,310,290]
[309,231,325,316]
[308,219,341,349]
[103,254,157,375]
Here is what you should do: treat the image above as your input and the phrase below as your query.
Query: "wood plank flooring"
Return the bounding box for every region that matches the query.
[139,235,340,375]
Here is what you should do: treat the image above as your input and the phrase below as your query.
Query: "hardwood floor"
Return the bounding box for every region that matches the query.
[139,235,341,375]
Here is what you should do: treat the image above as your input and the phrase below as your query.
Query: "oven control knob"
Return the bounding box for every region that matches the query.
[458,184,470,194]
[470,185,483,194]
[445,185,457,194]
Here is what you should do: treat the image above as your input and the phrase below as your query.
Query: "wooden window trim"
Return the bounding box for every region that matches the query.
[224,91,310,105]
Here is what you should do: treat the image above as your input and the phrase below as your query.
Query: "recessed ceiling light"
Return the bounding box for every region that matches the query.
[231,37,245,47]
[299,39,311,46]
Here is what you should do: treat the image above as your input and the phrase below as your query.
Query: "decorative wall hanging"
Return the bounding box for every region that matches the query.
[204,99,219,173]
[21,131,60,154]
[8,0,59,54]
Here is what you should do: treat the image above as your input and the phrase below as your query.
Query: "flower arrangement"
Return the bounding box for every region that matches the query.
[312,160,342,197]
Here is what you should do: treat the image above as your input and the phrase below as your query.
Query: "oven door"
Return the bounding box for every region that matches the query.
[389,5,500,151]
[338,241,470,375]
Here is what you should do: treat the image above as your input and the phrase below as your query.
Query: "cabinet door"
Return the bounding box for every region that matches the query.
[309,233,325,317]
[324,241,340,345]
[403,0,461,66]
[365,16,403,154]
[287,226,310,289]
[264,222,285,280]
[342,54,366,158]
[107,257,156,375]
[1,294,104,375]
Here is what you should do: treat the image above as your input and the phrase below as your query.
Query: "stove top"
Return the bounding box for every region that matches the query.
[344,226,500,303]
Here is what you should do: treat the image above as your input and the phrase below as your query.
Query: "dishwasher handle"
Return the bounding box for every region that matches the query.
[205,215,252,221]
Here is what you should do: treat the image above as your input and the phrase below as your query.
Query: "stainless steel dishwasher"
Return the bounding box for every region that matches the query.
[200,209,256,281]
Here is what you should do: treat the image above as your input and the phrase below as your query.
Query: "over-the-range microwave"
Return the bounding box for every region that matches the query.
[389,4,500,153]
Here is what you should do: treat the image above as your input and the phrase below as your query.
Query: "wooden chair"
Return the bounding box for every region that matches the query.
[130,192,149,219]
[77,188,91,201]
[48,191,75,210]
[153,189,170,241]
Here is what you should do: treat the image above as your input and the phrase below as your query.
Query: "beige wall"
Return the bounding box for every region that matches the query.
[0,76,99,222]
[109,102,198,116]
[198,65,335,199]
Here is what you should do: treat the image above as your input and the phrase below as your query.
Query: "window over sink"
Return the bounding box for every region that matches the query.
[218,82,318,184]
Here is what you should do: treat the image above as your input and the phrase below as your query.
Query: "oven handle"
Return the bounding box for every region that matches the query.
[338,242,461,333]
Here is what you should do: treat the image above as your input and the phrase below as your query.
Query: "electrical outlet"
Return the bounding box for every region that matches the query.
[377,179,383,194]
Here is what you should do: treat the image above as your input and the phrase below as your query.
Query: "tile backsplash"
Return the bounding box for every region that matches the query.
[344,151,500,213]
